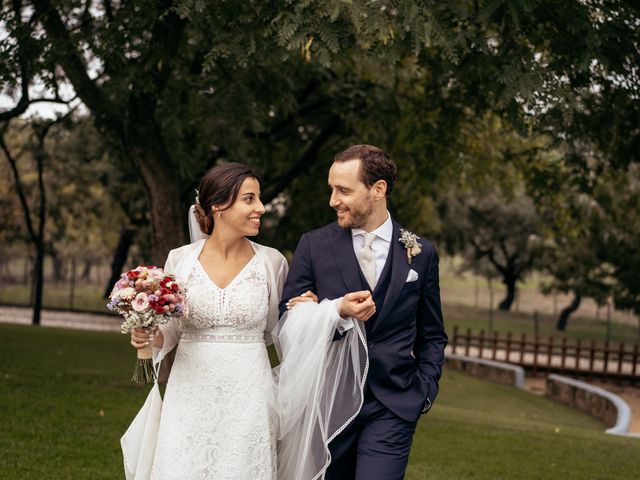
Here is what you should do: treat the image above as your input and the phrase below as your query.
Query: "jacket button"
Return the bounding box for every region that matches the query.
[367,341,374,348]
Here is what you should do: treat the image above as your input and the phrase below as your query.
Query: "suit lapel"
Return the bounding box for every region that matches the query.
[372,220,411,335]
[329,224,363,293]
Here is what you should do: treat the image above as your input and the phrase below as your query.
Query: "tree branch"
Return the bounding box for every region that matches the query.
[0,122,37,243]
[31,0,124,139]
[262,114,341,204]
[138,0,187,94]
[0,0,32,121]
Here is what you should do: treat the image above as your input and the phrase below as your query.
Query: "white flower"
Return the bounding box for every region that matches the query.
[131,292,149,312]
[399,229,422,265]
[118,287,136,301]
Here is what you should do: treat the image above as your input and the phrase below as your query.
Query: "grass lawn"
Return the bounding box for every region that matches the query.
[1,323,638,479]
[408,370,640,479]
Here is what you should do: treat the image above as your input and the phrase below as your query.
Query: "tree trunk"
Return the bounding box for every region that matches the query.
[81,259,92,281]
[104,228,136,299]
[32,241,45,325]
[556,293,582,331]
[128,115,187,264]
[498,275,517,311]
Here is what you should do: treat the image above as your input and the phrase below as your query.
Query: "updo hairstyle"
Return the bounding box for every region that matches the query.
[193,163,259,235]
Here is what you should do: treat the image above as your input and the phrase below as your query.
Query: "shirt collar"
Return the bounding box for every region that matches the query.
[351,211,393,243]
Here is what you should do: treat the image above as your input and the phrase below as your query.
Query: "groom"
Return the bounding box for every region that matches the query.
[280,145,447,479]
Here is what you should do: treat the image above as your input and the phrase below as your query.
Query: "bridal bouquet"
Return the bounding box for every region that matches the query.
[107,266,186,383]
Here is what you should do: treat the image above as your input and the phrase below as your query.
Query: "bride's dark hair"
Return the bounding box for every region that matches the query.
[193,163,259,235]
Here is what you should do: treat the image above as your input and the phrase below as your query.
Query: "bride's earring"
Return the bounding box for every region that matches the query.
[217,211,221,219]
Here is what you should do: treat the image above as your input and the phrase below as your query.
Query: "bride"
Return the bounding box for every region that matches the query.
[127,162,369,480]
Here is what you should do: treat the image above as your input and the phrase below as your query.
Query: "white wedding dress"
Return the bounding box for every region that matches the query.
[121,230,367,480]
[150,256,277,480]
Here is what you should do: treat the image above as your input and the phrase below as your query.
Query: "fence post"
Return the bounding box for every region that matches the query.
[520,333,526,364]
[606,300,612,343]
[576,339,582,371]
[488,277,494,333]
[604,339,610,373]
[465,328,471,357]
[492,331,498,360]
[561,337,567,369]
[506,332,512,363]
[479,330,485,359]
[632,344,638,377]
[617,342,625,375]
[452,326,459,354]
[547,336,554,368]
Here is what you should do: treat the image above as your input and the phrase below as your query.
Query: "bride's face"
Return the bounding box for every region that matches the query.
[215,177,265,237]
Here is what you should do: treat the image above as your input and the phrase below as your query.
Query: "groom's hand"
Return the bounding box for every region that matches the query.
[339,291,376,321]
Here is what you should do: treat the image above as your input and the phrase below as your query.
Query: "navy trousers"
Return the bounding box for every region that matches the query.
[325,387,418,480]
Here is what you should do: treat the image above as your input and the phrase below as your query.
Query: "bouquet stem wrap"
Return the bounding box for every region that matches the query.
[132,344,155,383]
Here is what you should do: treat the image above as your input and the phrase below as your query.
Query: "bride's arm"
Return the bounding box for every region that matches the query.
[152,250,183,364]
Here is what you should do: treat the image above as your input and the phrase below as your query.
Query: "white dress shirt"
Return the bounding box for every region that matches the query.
[351,212,393,286]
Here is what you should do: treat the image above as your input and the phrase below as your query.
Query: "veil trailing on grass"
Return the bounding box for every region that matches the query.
[273,300,369,480]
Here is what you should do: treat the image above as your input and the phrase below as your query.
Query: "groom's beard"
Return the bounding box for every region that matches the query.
[336,198,374,229]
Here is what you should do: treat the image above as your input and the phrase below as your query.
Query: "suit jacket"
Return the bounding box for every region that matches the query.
[280,219,447,422]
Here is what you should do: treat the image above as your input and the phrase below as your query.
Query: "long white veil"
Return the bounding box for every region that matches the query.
[273,301,368,480]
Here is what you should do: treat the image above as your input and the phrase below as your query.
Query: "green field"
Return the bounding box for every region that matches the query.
[1,323,638,479]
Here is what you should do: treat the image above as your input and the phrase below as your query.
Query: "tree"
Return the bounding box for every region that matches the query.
[1,118,54,325]
[2,0,638,263]
[439,187,545,310]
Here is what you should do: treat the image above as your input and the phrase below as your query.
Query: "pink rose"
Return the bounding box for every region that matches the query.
[147,269,165,279]
[132,292,149,312]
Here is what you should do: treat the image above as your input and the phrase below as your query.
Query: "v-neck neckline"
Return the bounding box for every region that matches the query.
[195,240,258,291]
[197,254,256,291]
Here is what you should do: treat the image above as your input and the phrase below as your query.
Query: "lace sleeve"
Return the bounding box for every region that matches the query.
[153,250,183,365]
[258,244,289,346]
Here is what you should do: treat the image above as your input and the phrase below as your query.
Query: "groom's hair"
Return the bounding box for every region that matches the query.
[194,162,260,235]
[333,144,396,197]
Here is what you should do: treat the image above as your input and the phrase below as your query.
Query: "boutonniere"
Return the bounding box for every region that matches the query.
[399,229,422,265]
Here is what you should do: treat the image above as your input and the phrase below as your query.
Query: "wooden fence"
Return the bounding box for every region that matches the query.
[449,326,640,382]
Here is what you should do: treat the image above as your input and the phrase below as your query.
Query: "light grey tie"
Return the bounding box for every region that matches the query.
[358,232,377,289]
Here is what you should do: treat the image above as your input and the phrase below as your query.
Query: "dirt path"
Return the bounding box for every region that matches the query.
[0,306,120,332]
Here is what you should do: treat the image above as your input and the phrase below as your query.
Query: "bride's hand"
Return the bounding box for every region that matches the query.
[286,290,318,309]
[130,327,164,349]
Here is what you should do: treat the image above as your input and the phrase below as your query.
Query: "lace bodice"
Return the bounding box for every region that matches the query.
[181,255,269,341]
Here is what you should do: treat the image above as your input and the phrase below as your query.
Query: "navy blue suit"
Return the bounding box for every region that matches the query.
[280,219,447,479]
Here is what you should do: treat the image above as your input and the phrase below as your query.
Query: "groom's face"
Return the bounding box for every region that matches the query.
[328,159,374,229]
